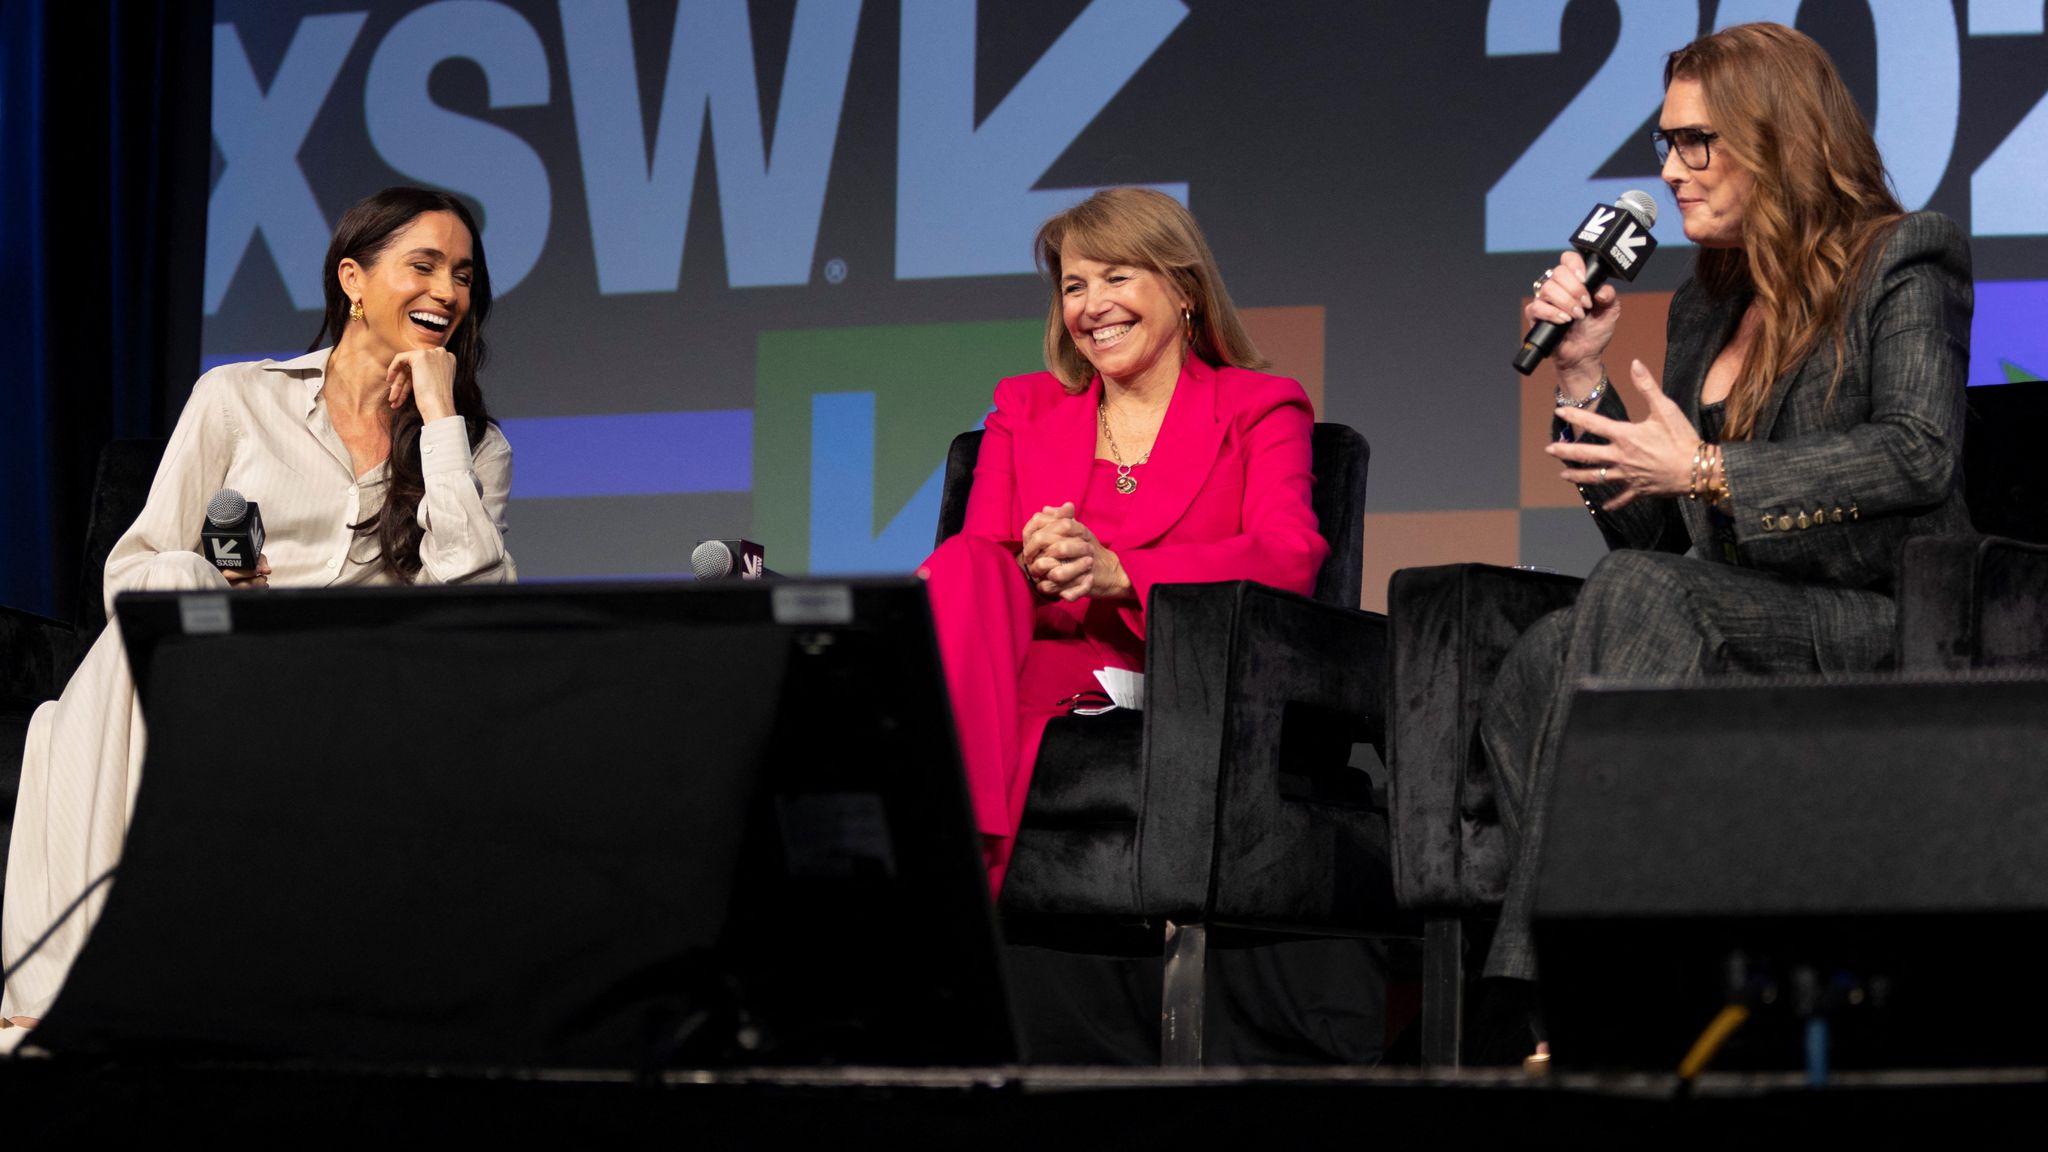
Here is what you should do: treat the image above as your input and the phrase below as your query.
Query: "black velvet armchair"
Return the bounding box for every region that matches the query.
[0,439,167,898]
[935,422,1409,1066]
[1385,381,2048,1067]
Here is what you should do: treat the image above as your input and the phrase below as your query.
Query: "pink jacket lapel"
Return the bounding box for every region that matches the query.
[1007,359,1225,548]
[1012,376,1100,528]
[1115,358,1224,550]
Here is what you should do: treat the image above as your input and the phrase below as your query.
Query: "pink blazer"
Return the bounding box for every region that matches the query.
[960,356,1328,639]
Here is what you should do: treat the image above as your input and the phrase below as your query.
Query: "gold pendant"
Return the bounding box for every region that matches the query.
[1115,474,1137,495]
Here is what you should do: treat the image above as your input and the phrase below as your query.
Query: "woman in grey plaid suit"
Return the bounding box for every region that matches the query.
[1479,21,1974,1016]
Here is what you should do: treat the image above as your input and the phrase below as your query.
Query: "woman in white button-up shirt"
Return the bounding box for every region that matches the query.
[2,188,515,1032]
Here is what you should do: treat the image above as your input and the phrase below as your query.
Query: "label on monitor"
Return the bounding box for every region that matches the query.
[771,583,854,625]
[178,593,233,635]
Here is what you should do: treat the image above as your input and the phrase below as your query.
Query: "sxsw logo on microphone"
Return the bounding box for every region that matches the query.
[1575,207,1616,246]
[209,538,245,565]
[1573,203,1657,283]
[740,551,764,579]
[1609,221,1648,272]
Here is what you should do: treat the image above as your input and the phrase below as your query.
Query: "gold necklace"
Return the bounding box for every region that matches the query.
[1098,402,1152,494]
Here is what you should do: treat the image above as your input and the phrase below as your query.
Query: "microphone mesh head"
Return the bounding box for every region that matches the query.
[1617,189,1659,229]
[690,539,734,580]
[206,488,248,528]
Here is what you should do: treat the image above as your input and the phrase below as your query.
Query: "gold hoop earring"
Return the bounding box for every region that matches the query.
[348,299,364,322]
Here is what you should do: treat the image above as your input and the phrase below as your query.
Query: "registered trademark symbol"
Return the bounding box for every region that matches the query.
[824,257,848,284]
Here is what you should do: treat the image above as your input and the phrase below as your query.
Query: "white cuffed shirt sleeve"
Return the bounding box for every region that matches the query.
[414,417,517,585]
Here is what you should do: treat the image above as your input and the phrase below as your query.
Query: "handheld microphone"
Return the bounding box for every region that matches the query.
[691,538,773,580]
[1512,190,1660,375]
[201,488,266,571]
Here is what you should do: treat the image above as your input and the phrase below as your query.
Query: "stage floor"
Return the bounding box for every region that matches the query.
[8,1057,2046,1144]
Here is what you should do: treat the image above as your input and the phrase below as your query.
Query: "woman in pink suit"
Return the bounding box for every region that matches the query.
[920,187,1327,893]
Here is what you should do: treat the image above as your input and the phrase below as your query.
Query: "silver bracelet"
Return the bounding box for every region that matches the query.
[1556,372,1609,410]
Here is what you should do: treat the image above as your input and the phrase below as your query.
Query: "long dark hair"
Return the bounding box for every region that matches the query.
[1667,23,1903,439]
[308,187,496,581]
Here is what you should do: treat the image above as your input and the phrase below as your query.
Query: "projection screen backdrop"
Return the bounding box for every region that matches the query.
[202,1,2048,607]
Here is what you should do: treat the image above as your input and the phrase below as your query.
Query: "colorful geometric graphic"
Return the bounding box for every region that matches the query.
[1972,280,2048,384]
[753,319,1043,576]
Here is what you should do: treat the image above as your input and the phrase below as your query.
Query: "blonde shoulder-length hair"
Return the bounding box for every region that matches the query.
[1669,22,1904,440]
[1033,187,1267,394]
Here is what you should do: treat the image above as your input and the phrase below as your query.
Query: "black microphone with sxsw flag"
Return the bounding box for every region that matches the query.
[201,488,266,572]
[691,538,770,580]
[1512,190,1660,375]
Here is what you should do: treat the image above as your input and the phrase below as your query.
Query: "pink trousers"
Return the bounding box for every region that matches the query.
[919,535,1140,894]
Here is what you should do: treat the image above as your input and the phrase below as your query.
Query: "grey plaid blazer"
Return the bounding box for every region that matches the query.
[1569,211,1973,597]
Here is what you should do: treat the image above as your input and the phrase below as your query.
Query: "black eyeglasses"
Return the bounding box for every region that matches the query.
[1652,127,1720,170]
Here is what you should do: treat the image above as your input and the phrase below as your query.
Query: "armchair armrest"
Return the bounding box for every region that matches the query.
[0,604,78,712]
[1899,535,2048,673]
[1143,581,1398,931]
[1384,564,1583,914]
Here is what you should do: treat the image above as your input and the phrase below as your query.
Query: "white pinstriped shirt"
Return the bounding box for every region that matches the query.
[103,349,516,607]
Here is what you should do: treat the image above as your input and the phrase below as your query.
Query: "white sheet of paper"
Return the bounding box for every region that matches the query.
[1093,667,1146,711]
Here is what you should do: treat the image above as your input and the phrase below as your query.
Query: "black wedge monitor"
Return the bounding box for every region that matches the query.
[30,579,1015,1069]
[1533,675,2048,1071]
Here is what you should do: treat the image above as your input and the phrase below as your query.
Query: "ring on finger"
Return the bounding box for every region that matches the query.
[1598,465,1608,483]
[1531,268,1554,294]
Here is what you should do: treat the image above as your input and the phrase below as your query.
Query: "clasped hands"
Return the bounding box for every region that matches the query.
[1544,359,1701,511]
[1019,502,1131,602]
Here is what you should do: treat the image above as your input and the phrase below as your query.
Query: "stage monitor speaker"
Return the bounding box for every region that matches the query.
[1533,673,2048,1070]
[30,580,1016,1069]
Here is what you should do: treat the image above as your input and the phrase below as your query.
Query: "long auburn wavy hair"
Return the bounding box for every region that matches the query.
[1034,187,1267,394]
[1668,23,1903,440]
[308,187,496,581]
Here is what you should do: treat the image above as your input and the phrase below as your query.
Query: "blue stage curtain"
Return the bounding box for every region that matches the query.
[0,0,212,619]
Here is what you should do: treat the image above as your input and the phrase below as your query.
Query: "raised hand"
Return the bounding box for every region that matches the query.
[1546,359,1700,511]
[1526,249,1621,400]
[386,347,459,422]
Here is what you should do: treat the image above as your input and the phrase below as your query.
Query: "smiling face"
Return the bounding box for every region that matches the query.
[1660,77,1755,250]
[1059,256,1189,392]
[337,210,474,361]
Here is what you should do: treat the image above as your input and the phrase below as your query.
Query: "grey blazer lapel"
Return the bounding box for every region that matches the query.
[1749,333,1825,443]
[1664,288,1746,551]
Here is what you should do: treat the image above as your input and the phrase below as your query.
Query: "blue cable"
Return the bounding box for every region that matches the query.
[1805,1015,1830,1087]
